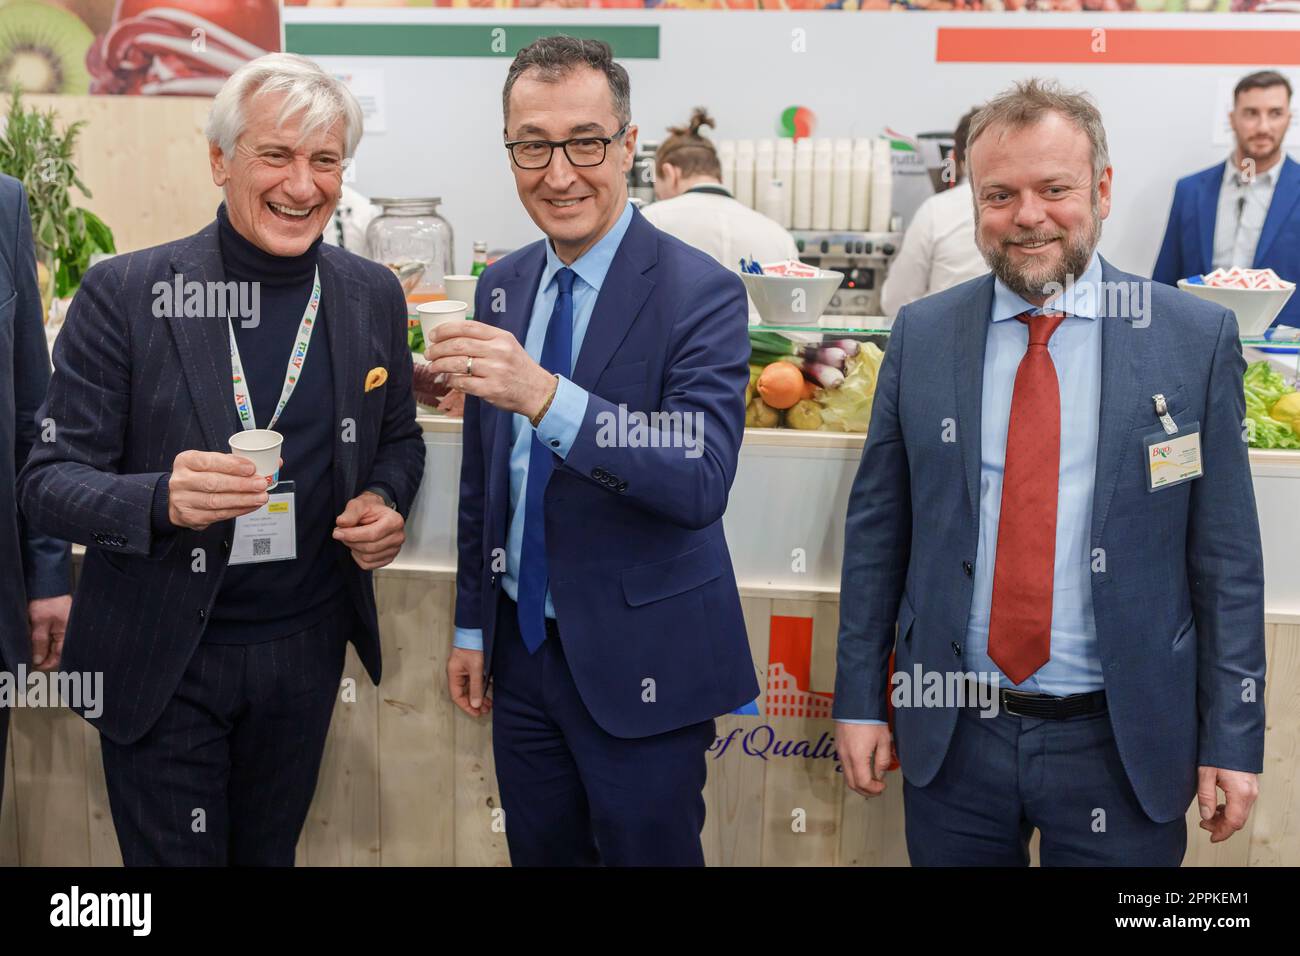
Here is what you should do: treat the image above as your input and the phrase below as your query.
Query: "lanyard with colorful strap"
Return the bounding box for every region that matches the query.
[229,267,322,431]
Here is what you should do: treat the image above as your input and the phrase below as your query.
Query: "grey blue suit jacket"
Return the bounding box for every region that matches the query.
[834,257,1267,823]
[1,174,69,669]
[18,220,425,744]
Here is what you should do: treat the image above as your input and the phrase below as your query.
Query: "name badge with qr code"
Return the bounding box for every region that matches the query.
[228,481,297,564]
[1144,424,1204,492]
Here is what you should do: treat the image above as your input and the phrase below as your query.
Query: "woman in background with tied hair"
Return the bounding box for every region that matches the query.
[642,107,799,292]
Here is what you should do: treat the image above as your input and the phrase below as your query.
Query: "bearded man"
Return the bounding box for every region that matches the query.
[833,79,1266,866]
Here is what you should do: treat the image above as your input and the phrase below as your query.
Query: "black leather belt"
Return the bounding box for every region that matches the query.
[501,595,560,637]
[998,688,1107,720]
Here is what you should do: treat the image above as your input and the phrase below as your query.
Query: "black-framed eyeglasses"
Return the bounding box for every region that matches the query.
[505,125,629,170]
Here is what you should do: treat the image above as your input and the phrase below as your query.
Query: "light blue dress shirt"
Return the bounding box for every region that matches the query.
[965,251,1105,695]
[454,201,635,652]
[838,252,1105,724]
[1212,156,1280,272]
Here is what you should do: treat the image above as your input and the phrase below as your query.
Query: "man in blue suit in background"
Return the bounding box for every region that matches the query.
[1153,71,1299,328]
[435,35,758,866]
[0,174,71,811]
[836,80,1266,866]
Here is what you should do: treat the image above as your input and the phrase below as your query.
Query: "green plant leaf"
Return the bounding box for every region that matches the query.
[0,88,111,295]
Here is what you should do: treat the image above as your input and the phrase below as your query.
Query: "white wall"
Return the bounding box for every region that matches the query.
[285,7,1300,276]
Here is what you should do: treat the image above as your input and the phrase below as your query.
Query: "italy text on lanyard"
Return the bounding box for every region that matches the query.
[229,268,322,431]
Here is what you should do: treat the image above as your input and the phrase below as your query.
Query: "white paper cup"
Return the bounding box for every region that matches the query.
[417,299,469,347]
[229,429,284,490]
[443,275,479,316]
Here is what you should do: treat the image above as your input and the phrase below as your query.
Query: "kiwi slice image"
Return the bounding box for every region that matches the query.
[0,2,93,95]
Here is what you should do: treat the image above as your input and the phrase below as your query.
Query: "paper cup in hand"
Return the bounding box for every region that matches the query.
[417,300,469,348]
[443,276,479,317]
[229,429,284,490]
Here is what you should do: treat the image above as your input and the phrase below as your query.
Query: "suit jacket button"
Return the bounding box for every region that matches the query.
[198,609,206,620]
[221,539,230,552]
[591,468,604,480]
[962,561,973,576]
[951,641,961,657]
[616,481,628,493]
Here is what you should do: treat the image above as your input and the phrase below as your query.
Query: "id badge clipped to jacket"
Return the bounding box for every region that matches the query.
[1143,394,1203,493]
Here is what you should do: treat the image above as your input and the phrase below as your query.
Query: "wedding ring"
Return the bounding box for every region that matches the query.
[465,356,474,376]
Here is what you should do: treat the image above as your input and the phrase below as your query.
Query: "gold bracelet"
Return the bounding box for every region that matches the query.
[530,375,560,428]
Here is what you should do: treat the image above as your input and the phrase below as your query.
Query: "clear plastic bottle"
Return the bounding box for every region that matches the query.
[812,138,833,231]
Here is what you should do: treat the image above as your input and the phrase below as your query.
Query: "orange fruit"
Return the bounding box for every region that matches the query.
[756,361,805,410]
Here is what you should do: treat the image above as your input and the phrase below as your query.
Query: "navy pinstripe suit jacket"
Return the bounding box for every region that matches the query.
[18,219,425,744]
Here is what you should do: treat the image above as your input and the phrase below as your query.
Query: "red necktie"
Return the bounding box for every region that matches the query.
[988,310,1067,685]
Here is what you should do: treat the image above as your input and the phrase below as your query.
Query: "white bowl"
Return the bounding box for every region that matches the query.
[741,270,844,326]
[1176,279,1295,337]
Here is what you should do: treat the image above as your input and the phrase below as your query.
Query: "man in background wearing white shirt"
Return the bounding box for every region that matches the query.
[880,108,987,317]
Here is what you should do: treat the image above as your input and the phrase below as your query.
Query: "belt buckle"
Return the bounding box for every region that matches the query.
[1000,689,1041,718]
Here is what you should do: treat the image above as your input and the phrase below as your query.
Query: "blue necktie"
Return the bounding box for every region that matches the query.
[516,267,575,653]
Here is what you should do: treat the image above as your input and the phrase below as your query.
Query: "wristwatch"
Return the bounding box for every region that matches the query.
[366,486,396,510]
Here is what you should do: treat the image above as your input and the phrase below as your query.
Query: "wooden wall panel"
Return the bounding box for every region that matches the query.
[0,724,17,865]
[1250,624,1300,866]
[5,575,1298,867]
[10,705,89,865]
[759,598,844,866]
[453,709,508,867]
[296,644,381,867]
[701,594,771,867]
[17,94,223,255]
[375,573,455,866]
[84,721,121,867]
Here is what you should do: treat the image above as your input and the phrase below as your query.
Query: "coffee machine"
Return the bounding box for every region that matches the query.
[790,230,903,318]
[628,140,658,206]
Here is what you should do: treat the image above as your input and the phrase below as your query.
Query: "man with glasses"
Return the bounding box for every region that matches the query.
[433,35,759,866]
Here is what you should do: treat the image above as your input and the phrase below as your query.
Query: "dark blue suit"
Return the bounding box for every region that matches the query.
[18,221,425,863]
[0,174,71,805]
[836,260,1266,864]
[456,208,759,864]
[1153,154,1300,327]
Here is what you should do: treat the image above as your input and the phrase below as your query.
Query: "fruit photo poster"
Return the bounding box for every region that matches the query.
[0,0,282,96]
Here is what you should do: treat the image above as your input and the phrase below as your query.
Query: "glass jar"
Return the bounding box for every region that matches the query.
[365,198,455,309]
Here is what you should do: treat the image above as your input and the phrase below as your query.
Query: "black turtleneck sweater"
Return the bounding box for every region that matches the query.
[202,204,347,643]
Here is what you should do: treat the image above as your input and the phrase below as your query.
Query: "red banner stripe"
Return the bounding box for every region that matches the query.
[936,28,1300,66]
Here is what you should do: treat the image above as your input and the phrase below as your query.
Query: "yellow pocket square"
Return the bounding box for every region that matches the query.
[364,367,388,393]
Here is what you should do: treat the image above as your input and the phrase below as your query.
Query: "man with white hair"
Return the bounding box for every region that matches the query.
[19,53,425,865]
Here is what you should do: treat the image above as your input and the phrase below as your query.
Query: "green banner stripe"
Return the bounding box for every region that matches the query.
[285,24,659,59]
